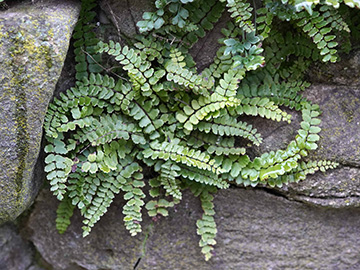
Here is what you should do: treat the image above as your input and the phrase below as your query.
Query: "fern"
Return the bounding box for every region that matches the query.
[221,0,255,33]
[55,194,75,234]
[196,188,217,261]
[41,0,358,261]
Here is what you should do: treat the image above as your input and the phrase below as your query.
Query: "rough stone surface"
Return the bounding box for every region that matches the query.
[28,190,147,270]
[308,50,360,87]
[0,0,81,223]
[28,189,360,270]
[0,223,43,270]
[99,0,153,39]
[250,84,360,207]
[305,85,360,167]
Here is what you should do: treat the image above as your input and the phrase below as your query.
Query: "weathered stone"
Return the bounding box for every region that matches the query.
[309,50,360,87]
[305,85,360,166]
[250,83,360,207]
[0,223,43,270]
[99,0,154,39]
[28,190,146,270]
[28,189,360,270]
[275,166,360,208]
[279,85,360,207]
[0,0,81,223]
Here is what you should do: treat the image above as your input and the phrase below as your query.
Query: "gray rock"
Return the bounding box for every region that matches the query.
[0,223,36,270]
[309,50,360,86]
[99,0,154,39]
[275,166,360,208]
[305,85,360,167]
[0,0,81,223]
[251,84,360,207]
[281,85,360,207]
[28,189,360,270]
[28,190,145,270]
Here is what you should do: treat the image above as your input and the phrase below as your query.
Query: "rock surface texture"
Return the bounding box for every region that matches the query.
[252,84,360,208]
[0,222,44,270]
[0,0,80,223]
[28,189,360,270]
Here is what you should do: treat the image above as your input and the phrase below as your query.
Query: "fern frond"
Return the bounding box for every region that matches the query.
[44,138,73,200]
[182,0,225,47]
[218,154,250,176]
[136,9,166,33]
[196,189,217,261]
[215,69,243,97]
[294,6,348,62]
[55,194,75,234]
[145,198,176,218]
[98,41,165,96]
[156,161,183,200]
[143,139,223,174]
[201,47,234,80]
[176,93,242,131]
[223,0,255,33]
[256,6,274,39]
[239,75,311,110]
[187,130,246,156]
[178,164,229,188]
[81,158,143,237]
[120,171,145,236]
[234,96,292,123]
[73,114,145,148]
[197,114,263,146]
[129,101,162,139]
[73,0,101,80]
[165,49,213,96]
[266,159,339,188]
[44,74,136,139]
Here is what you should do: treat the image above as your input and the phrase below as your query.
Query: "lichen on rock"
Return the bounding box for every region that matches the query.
[0,0,81,224]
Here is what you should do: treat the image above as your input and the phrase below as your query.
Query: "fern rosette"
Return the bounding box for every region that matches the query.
[42,0,358,261]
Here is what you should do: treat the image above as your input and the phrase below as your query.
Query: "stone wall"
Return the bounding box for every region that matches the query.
[0,0,359,269]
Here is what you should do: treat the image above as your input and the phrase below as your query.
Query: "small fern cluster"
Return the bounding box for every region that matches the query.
[43,0,358,260]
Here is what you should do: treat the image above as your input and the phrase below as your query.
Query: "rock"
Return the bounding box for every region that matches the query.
[280,85,360,207]
[308,50,360,86]
[275,166,360,208]
[305,85,360,166]
[27,190,146,270]
[28,189,360,270]
[0,0,81,223]
[99,0,154,39]
[251,84,360,207]
[0,223,43,270]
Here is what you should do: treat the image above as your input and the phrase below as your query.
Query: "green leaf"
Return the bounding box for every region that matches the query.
[71,107,81,119]
[88,153,96,162]
[82,162,91,172]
